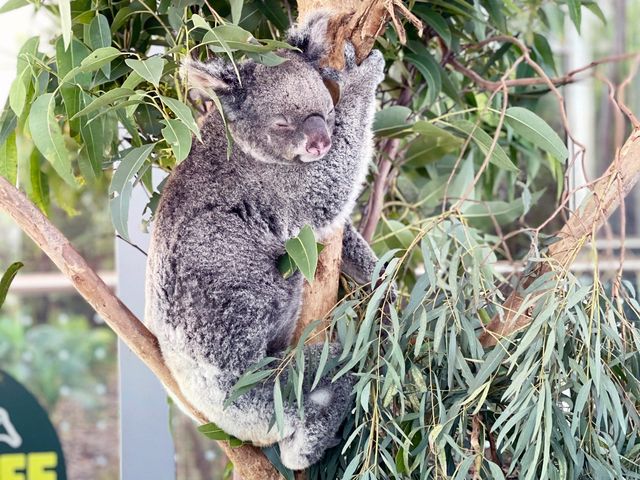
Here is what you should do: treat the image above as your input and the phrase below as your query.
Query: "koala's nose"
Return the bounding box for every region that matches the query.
[303,115,331,158]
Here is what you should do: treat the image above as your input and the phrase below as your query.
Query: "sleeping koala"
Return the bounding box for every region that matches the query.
[145,13,384,470]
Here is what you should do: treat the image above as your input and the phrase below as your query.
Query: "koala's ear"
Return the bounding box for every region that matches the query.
[181,59,238,93]
[286,11,330,63]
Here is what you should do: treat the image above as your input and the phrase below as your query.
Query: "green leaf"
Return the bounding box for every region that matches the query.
[405,47,441,105]
[88,14,111,50]
[253,0,289,31]
[0,262,24,309]
[450,120,518,172]
[229,0,243,24]
[404,121,463,167]
[277,252,296,279]
[284,225,319,283]
[125,57,167,88]
[0,0,29,14]
[373,106,412,137]
[28,150,49,214]
[413,6,451,46]
[273,377,284,435]
[28,93,77,187]
[58,0,72,49]
[160,95,200,140]
[109,143,155,239]
[505,107,568,161]
[72,88,134,120]
[73,47,122,77]
[9,37,39,118]
[0,130,17,185]
[161,119,192,163]
[568,0,582,32]
[197,422,243,445]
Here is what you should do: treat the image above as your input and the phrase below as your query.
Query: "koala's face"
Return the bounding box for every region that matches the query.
[184,54,336,164]
[231,56,336,164]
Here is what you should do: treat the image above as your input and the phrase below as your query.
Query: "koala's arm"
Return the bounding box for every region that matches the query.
[341,221,378,285]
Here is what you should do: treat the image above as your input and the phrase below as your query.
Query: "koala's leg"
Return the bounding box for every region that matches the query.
[342,221,378,285]
[278,343,355,470]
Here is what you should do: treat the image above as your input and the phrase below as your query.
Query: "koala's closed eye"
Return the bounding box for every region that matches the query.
[272,115,295,130]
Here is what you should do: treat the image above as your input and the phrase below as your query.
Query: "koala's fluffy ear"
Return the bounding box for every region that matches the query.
[286,11,330,64]
[181,59,238,93]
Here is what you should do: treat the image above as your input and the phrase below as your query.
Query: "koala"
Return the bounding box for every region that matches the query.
[145,13,385,470]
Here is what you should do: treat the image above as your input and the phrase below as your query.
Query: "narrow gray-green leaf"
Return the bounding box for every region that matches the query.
[450,120,518,172]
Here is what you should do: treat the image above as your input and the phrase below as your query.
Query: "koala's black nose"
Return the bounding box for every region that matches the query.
[303,115,331,157]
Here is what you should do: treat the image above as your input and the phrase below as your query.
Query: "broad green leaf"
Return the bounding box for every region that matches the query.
[450,120,518,172]
[505,107,568,161]
[404,121,463,166]
[373,106,412,137]
[161,119,192,163]
[72,47,122,78]
[0,130,17,185]
[28,93,77,187]
[277,251,296,279]
[405,47,441,105]
[58,0,72,49]
[284,225,319,283]
[125,57,166,88]
[229,0,243,25]
[121,71,145,90]
[9,37,39,118]
[109,143,155,239]
[88,14,111,50]
[0,262,23,308]
[413,6,451,46]
[160,95,200,140]
[72,88,134,119]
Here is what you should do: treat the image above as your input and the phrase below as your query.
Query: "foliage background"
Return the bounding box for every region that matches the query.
[2,0,640,479]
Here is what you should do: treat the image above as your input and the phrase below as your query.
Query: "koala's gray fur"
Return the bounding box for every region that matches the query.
[145,13,384,470]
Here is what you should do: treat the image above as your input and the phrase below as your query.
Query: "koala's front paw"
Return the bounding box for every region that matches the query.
[342,44,385,88]
[360,49,385,84]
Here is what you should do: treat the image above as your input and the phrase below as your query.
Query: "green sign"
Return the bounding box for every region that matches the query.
[0,370,67,480]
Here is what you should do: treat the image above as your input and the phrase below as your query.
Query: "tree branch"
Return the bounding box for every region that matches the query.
[479,128,640,347]
[0,175,282,480]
